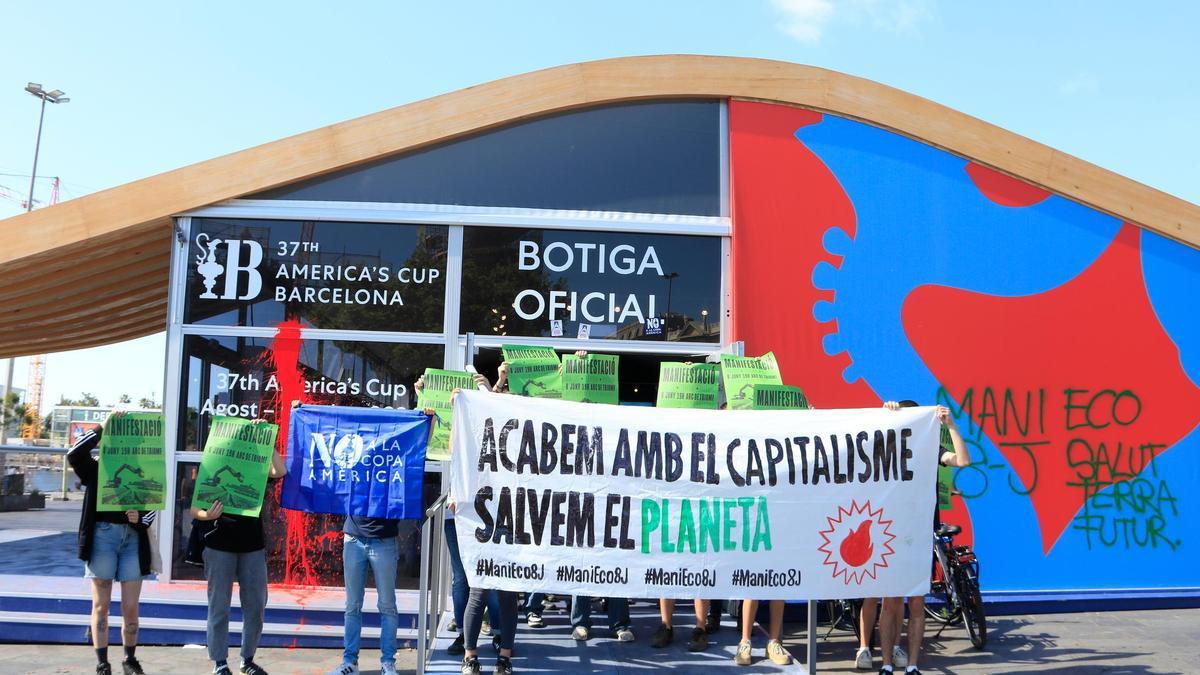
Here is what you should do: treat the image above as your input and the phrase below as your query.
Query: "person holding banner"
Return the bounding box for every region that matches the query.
[328,515,402,675]
[652,599,711,651]
[735,601,792,665]
[190,419,287,675]
[67,413,155,675]
[874,401,970,675]
[415,373,506,657]
[449,367,523,675]
[571,595,634,643]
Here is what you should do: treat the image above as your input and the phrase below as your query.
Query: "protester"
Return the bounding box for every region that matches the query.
[652,599,711,651]
[522,592,546,629]
[190,422,287,675]
[434,371,520,674]
[875,401,970,675]
[326,515,401,675]
[67,412,154,675]
[419,372,506,656]
[570,595,634,643]
[856,597,907,670]
[735,599,792,666]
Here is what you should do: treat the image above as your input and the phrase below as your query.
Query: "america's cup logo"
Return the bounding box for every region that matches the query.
[195,233,264,300]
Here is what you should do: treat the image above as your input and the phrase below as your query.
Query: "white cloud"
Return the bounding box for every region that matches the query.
[771,0,835,43]
[1059,72,1100,96]
[770,0,935,43]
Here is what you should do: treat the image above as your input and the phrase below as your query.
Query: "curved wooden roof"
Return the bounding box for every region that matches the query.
[2,54,1197,358]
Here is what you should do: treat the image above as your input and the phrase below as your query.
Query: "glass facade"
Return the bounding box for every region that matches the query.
[165,100,729,587]
[185,218,448,332]
[460,227,721,342]
[252,101,722,216]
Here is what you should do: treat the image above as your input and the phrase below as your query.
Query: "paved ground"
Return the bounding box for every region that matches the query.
[802,608,1196,674]
[0,495,85,577]
[3,608,1195,674]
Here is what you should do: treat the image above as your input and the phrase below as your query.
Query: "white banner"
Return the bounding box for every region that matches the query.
[450,391,940,600]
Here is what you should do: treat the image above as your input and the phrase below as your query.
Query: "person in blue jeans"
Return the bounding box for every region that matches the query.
[570,596,634,642]
[67,417,155,675]
[327,516,402,675]
[522,592,546,628]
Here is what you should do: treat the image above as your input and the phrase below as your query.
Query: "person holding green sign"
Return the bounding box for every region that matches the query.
[867,400,969,675]
[67,412,157,675]
[190,418,286,675]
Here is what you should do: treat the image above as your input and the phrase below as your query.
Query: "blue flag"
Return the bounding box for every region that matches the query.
[282,405,431,520]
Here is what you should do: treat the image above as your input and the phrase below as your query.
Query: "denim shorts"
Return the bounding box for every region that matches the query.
[85,521,143,582]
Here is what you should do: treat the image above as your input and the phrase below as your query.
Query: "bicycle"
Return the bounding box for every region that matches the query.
[925,523,987,649]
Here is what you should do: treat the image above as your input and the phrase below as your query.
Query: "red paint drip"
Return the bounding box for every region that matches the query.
[261,319,325,587]
[840,519,874,567]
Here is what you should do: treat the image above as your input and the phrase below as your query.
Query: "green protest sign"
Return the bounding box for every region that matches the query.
[937,465,954,510]
[655,362,720,409]
[96,413,166,511]
[418,368,475,461]
[750,384,810,410]
[191,416,279,517]
[720,352,783,409]
[562,354,619,404]
[502,345,562,398]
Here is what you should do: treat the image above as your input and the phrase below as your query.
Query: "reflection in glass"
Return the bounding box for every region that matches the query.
[184,219,448,332]
[460,227,721,342]
[175,334,444,585]
[252,101,722,216]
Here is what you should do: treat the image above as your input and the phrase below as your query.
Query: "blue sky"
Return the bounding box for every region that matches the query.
[1,0,1197,413]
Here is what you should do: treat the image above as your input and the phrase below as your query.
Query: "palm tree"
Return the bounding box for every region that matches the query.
[1,393,33,440]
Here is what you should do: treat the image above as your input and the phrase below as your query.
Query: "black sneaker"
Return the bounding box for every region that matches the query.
[688,626,709,652]
[96,664,112,675]
[650,623,674,648]
[461,655,481,675]
[240,661,269,675]
[447,633,466,655]
[493,656,514,675]
[122,658,146,675]
[213,665,233,675]
[491,635,515,657]
[704,614,721,634]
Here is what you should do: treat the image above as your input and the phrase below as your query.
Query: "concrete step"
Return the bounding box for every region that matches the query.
[0,574,428,647]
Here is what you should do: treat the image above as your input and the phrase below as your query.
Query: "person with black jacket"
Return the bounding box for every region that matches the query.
[190,425,287,675]
[67,414,154,675]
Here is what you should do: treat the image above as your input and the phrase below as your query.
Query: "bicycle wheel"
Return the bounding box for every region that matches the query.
[958,568,987,650]
[925,558,961,625]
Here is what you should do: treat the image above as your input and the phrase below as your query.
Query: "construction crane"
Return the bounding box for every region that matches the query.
[21,356,44,439]
[10,177,59,439]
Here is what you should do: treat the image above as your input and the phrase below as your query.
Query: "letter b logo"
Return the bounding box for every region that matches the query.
[221,239,263,300]
[196,236,263,301]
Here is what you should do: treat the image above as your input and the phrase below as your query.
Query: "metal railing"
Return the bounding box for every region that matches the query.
[416,493,449,675]
[0,444,73,500]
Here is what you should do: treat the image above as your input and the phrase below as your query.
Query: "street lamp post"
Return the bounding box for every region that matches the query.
[1,84,69,447]
[661,272,679,341]
[23,83,69,213]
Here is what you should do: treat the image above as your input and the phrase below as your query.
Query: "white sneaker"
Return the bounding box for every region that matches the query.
[855,646,873,670]
[615,627,635,642]
[892,645,908,668]
[381,663,399,675]
[327,663,358,675]
[572,625,590,640]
